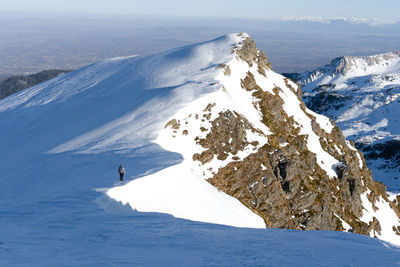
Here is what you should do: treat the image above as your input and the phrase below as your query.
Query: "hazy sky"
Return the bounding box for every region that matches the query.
[1,0,399,21]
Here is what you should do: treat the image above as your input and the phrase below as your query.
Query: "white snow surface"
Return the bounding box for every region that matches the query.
[107,163,265,228]
[2,34,400,264]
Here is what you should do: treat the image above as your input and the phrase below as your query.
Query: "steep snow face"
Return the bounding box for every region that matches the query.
[292,51,400,192]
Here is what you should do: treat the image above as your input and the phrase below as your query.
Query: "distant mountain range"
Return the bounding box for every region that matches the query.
[280,16,398,26]
[284,51,400,192]
[0,70,70,99]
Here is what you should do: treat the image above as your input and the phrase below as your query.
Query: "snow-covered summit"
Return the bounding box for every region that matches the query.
[105,34,400,245]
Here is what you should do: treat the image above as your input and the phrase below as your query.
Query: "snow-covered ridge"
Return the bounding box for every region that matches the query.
[105,34,400,245]
[2,32,399,246]
[105,33,346,215]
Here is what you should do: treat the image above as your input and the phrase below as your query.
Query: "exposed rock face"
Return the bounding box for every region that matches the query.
[209,38,398,234]
[205,66,386,234]
[162,34,400,244]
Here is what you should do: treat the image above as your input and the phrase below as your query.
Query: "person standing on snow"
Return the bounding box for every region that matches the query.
[118,164,125,181]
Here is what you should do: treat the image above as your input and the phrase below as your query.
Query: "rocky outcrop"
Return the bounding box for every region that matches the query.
[205,76,387,234]
[193,110,261,164]
[199,37,399,236]
[234,35,272,75]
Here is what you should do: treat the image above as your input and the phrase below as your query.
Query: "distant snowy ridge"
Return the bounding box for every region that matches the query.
[280,16,398,26]
[293,51,400,87]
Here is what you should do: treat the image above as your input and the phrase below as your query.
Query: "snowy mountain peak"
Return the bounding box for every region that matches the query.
[294,51,400,88]
[1,33,400,247]
[329,52,400,76]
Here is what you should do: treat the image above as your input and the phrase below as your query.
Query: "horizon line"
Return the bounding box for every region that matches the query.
[0,10,398,26]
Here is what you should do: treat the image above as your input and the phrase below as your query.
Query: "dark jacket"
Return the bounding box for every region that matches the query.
[118,165,125,175]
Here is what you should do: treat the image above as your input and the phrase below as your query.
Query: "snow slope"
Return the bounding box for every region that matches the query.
[1,34,400,264]
[2,210,400,266]
[293,51,400,191]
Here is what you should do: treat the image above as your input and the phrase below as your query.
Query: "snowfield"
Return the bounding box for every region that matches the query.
[1,33,400,265]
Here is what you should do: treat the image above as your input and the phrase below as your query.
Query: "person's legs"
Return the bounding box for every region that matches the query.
[120,173,124,181]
